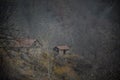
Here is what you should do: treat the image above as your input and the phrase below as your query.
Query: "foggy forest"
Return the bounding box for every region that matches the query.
[0,0,120,80]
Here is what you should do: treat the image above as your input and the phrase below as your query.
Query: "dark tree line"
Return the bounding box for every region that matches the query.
[0,0,16,80]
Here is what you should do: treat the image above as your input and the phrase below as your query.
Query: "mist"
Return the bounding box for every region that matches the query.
[0,0,120,80]
[10,0,119,53]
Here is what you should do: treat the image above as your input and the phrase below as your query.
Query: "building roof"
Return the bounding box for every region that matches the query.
[11,39,36,47]
[0,38,43,48]
[56,45,69,50]
[0,38,42,48]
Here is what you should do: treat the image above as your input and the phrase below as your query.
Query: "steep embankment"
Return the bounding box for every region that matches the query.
[0,47,93,80]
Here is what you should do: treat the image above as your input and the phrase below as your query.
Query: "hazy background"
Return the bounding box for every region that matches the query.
[10,0,120,58]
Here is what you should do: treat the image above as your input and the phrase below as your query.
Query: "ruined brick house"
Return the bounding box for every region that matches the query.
[12,39,42,55]
[0,38,42,56]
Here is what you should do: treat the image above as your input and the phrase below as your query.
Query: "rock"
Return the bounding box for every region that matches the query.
[20,53,30,62]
